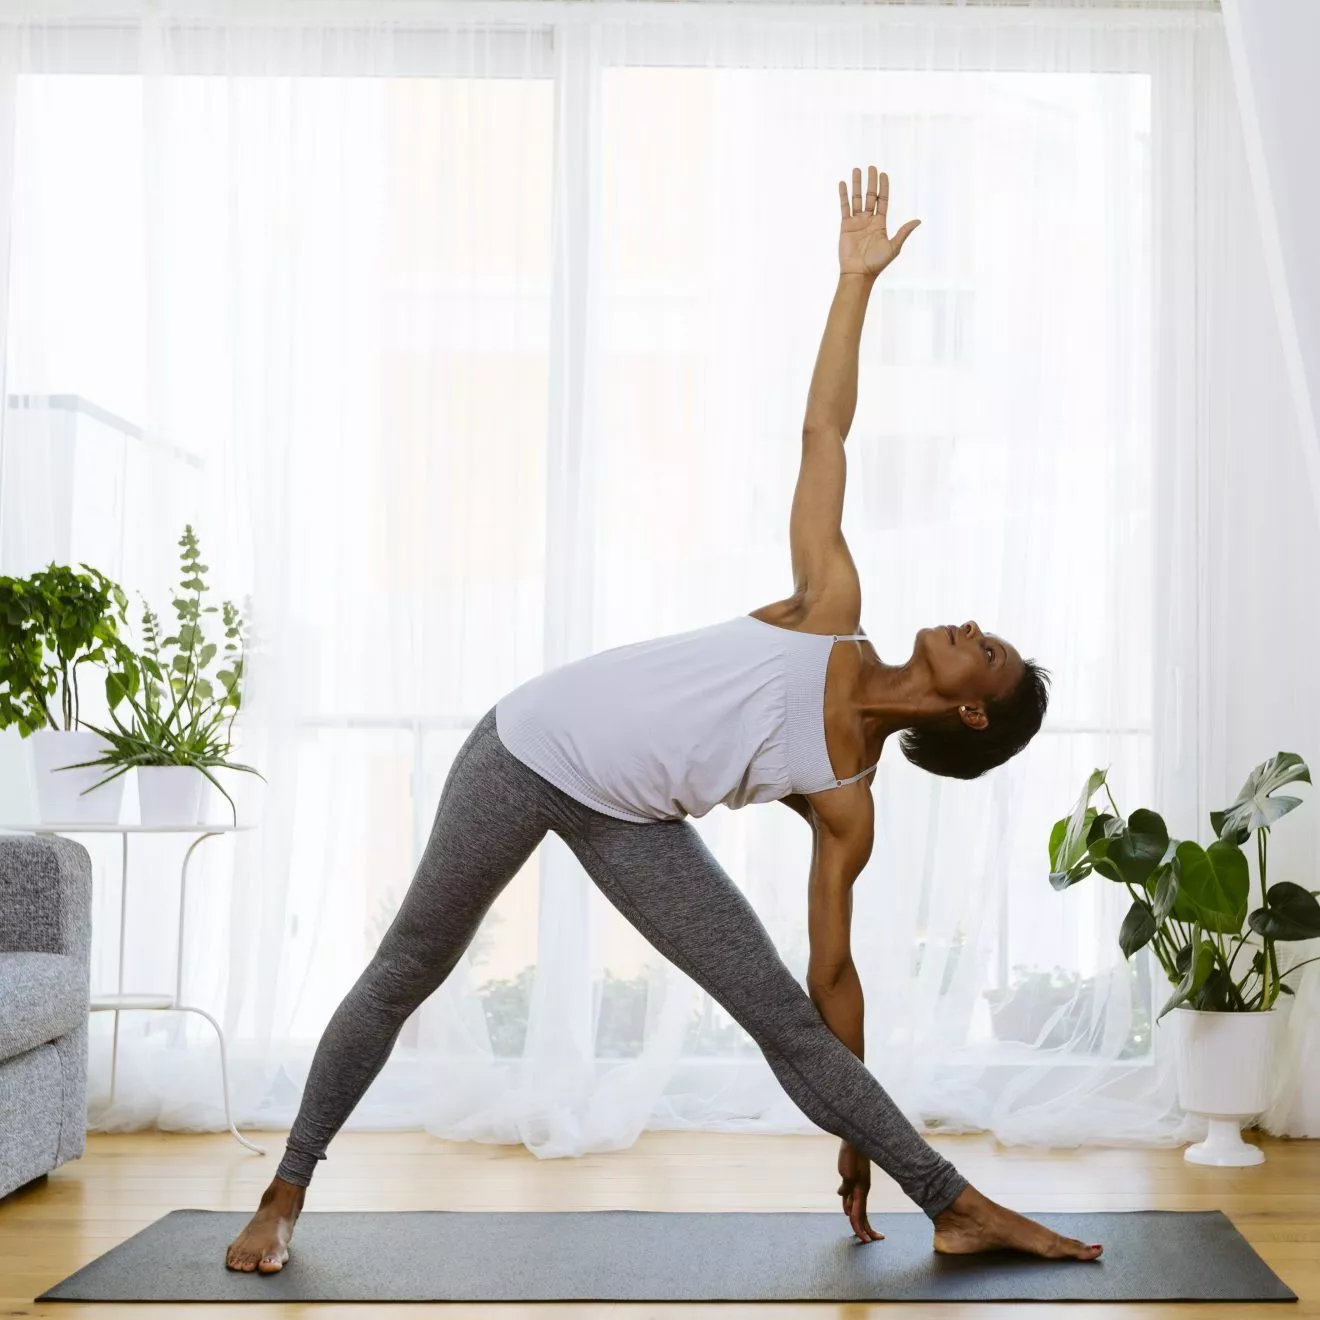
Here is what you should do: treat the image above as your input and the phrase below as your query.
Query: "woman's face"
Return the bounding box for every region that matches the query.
[915,621,1025,711]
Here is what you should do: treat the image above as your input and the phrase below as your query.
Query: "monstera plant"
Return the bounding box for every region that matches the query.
[1049,754,1320,1019]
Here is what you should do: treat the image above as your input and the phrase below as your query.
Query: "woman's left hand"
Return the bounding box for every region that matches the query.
[837,1140,884,1242]
[838,165,920,278]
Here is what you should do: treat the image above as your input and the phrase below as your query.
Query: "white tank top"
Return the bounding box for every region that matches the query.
[494,614,879,824]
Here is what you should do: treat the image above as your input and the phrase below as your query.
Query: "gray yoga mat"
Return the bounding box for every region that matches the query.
[37,1209,1296,1303]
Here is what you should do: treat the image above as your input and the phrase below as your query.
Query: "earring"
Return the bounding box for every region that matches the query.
[960,705,968,713]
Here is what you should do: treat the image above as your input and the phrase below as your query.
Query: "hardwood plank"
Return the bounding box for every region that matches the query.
[1,1131,1314,1319]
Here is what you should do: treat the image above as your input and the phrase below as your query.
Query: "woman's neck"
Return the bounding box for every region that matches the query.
[853,655,946,740]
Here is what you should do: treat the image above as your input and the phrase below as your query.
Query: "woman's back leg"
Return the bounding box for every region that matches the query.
[276,707,556,1186]
[226,708,556,1272]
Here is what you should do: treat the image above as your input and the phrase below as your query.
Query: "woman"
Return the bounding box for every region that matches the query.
[226,166,1102,1273]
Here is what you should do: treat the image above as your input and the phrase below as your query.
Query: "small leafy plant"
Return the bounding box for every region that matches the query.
[1049,754,1320,1019]
[0,563,135,734]
[65,525,264,824]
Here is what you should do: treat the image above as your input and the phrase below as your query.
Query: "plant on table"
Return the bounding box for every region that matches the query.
[0,562,136,735]
[64,524,265,824]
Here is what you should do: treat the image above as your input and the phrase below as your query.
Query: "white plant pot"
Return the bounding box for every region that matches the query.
[30,728,126,825]
[136,765,205,827]
[1171,1005,1279,1166]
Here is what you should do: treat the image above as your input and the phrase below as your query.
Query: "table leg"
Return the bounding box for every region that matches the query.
[175,1004,266,1156]
[109,830,129,1109]
[177,832,263,1155]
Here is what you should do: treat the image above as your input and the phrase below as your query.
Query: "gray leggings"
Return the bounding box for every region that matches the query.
[276,706,968,1219]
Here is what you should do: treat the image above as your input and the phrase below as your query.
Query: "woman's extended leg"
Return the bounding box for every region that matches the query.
[225,706,560,1272]
[557,811,966,1217]
[557,808,1102,1259]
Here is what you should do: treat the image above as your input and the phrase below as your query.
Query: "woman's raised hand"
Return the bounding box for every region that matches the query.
[838,166,920,278]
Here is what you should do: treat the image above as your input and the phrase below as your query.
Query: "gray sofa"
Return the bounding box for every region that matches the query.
[0,834,92,1199]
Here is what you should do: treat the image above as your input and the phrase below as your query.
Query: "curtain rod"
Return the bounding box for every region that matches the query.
[0,0,1221,18]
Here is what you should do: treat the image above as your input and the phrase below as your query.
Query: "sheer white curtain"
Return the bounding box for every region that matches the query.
[2,0,1311,1155]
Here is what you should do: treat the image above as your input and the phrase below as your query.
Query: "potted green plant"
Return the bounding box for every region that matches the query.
[65,525,264,827]
[1049,754,1320,1164]
[0,562,138,823]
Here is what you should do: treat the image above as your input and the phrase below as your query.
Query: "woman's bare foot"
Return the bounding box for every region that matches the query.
[933,1185,1103,1261]
[225,1177,306,1273]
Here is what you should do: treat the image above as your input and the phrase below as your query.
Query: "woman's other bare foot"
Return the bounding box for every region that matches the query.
[225,1177,306,1273]
[933,1185,1103,1261]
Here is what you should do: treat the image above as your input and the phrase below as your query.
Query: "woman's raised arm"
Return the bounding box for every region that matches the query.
[793,166,919,599]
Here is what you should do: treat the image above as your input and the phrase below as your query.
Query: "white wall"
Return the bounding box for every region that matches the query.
[1200,13,1320,1137]
[1221,0,1320,516]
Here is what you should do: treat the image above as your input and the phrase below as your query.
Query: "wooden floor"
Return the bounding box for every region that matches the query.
[1,1129,1315,1318]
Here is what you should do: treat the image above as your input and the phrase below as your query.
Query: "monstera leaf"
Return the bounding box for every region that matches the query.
[1089,812,1121,845]
[1160,928,1215,1019]
[1048,769,1107,889]
[1173,840,1249,934]
[1119,900,1158,959]
[1049,807,1096,874]
[1087,835,1121,883]
[1214,752,1311,841]
[1248,881,1320,941]
[1049,858,1093,892]
[1195,966,1241,1011]
[1088,810,1168,887]
[1147,856,1181,922]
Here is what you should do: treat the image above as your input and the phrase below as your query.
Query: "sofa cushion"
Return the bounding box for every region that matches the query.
[0,1040,62,1198]
[0,952,88,1064]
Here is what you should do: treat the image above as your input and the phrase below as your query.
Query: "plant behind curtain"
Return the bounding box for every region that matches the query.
[1,1,1302,1152]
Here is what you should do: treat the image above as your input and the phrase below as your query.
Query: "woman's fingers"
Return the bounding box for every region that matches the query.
[843,1183,884,1242]
[844,1188,865,1241]
[840,166,891,224]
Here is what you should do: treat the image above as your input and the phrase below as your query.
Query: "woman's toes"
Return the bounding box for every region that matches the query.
[257,1253,285,1274]
[1064,1236,1102,1260]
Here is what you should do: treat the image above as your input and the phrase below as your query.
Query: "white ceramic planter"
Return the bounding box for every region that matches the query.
[137,765,205,827]
[31,728,126,825]
[1171,1005,1278,1165]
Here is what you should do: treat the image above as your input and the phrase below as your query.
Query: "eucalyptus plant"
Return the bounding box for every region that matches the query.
[0,562,137,735]
[1049,753,1320,1019]
[62,525,264,825]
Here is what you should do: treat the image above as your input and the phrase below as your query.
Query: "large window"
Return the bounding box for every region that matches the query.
[2,37,1156,1074]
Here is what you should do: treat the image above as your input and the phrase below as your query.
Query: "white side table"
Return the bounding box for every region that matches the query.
[0,822,264,1155]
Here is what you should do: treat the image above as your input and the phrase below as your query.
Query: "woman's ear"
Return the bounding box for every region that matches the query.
[958,703,989,731]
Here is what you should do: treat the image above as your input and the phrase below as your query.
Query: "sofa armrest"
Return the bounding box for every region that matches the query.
[0,835,92,965]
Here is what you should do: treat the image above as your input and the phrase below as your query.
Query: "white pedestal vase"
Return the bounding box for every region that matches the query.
[31,728,126,825]
[1171,1005,1279,1165]
[136,765,205,827]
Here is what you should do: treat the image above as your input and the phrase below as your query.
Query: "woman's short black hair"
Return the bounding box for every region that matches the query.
[899,660,1051,781]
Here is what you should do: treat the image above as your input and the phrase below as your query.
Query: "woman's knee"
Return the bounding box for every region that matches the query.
[357,947,450,1017]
